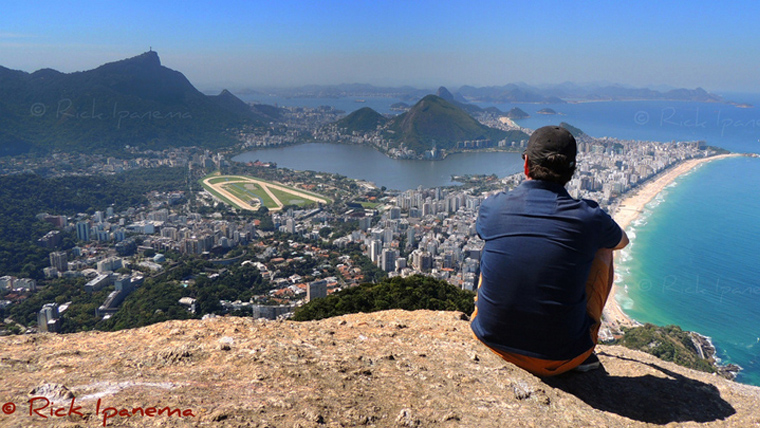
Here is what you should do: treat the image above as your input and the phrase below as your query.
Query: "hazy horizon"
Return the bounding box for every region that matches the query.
[3,1,760,93]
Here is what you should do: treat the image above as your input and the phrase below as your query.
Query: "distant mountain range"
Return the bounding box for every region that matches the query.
[456,83,728,104]
[433,86,504,116]
[0,51,743,158]
[0,51,269,156]
[253,82,735,105]
[335,94,529,155]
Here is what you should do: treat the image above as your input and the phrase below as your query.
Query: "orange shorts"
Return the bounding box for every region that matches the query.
[471,248,614,376]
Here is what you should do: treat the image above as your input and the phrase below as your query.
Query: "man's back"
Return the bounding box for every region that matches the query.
[471,179,622,361]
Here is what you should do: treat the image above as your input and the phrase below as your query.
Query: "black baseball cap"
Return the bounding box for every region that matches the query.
[524,125,577,169]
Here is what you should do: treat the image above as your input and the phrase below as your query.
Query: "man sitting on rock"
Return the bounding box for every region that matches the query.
[470,125,629,375]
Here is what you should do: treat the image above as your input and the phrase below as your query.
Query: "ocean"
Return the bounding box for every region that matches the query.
[616,156,760,385]
[237,91,760,386]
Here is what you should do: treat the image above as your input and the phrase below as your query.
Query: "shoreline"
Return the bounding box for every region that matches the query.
[233,138,528,163]
[602,153,740,330]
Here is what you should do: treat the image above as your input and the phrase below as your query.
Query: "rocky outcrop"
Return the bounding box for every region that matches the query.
[1,310,758,427]
[689,332,742,380]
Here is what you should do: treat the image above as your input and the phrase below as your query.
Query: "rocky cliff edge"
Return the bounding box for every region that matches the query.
[1,310,758,427]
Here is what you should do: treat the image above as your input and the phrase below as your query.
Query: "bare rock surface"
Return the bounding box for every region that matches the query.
[1,309,758,427]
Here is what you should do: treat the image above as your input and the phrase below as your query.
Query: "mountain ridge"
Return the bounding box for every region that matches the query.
[0,51,267,155]
[249,82,736,105]
[388,94,503,153]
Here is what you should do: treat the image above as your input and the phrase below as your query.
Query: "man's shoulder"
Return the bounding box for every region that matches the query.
[574,198,620,236]
[557,197,617,226]
[483,187,520,205]
[579,198,601,209]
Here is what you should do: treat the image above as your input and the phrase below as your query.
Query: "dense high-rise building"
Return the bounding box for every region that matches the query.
[49,251,67,272]
[370,239,383,263]
[252,304,294,320]
[422,202,432,217]
[307,280,327,302]
[43,215,66,228]
[411,249,432,272]
[115,239,137,256]
[443,251,455,269]
[389,207,401,220]
[37,230,62,248]
[97,257,123,273]
[15,278,36,291]
[359,216,372,231]
[286,218,296,234]
[38,303,60,333]
[406,228,415,249]
[381,248,397,273]
[383,228,394,244]
[76,221,90,242]
[0,276,14,290]
[113,228,126,242]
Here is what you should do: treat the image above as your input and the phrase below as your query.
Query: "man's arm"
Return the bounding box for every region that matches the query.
[613,229,629,250]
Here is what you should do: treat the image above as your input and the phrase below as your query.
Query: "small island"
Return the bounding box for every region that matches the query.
[505,107,530,119]
[537,108,558,115]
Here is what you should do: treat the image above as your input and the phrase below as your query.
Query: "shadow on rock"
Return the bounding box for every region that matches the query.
[542,352,736,425]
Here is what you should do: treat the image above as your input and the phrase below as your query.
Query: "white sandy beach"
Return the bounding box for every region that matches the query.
[602,154,739,330]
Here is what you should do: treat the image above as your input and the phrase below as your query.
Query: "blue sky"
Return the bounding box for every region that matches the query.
[2,1,759,92]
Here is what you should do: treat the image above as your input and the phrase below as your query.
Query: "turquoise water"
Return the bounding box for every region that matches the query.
[615,156,760,385]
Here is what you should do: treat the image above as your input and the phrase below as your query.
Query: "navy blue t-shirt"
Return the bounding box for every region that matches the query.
[471,180,622,361]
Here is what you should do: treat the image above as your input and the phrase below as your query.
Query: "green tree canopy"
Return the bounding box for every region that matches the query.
[292,274,474,321]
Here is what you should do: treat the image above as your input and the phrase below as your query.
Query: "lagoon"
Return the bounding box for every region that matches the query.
[233,143,523,191]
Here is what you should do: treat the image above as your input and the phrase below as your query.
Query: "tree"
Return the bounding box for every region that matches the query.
[293,275,474,321]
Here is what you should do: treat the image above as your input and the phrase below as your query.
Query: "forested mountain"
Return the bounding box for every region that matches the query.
[333,95,528,155]
[335,107,388,133]
[0,51,268,156]
[385,95,527,153]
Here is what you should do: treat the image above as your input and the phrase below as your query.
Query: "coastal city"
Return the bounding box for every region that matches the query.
[6,4,760,425]
[0,106,725,342]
